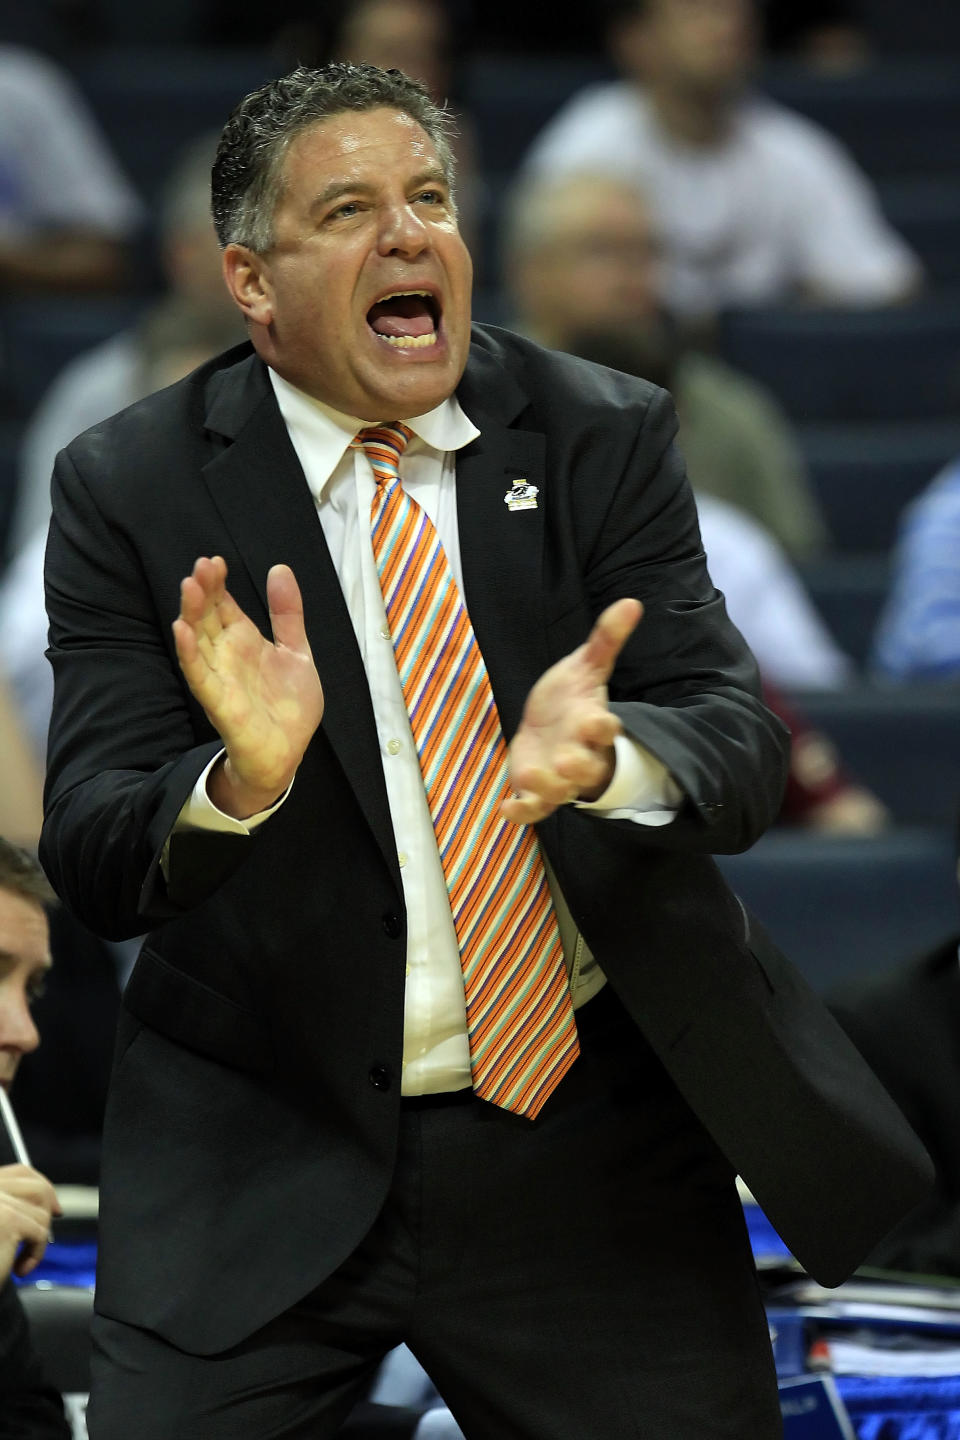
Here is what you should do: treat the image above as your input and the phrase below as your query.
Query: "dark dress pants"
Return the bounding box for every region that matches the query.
[87,986,782,1439]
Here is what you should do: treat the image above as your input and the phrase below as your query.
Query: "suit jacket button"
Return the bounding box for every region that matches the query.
[368,1064,392,1091]
[382,912,403,938]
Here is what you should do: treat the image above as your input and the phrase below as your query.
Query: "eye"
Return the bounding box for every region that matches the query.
[27,975,47,1006]
[415,189,444,206]
[326,200,362,222]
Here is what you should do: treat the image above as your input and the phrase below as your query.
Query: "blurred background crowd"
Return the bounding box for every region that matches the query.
[0,0,958,1278]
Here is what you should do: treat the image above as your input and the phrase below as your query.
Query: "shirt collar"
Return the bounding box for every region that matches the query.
[268,369,480,502]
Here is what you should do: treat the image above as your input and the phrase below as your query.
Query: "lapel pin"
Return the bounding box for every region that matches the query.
[504,478,539,512]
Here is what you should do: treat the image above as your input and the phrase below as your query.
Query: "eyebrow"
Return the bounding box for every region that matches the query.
[309,168,450,215]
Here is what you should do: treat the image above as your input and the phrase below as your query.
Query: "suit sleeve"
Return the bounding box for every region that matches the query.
[40,446,251,939]
[570,384,790,853]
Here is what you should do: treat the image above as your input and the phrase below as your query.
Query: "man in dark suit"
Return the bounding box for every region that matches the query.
[40,63,930,1439]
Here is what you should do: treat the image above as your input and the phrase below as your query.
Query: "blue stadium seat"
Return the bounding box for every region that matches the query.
[718,301,960,422]
[717,828,959,991]
[857,0,960,57]
[782,685,960,825]
[879,178,960,290]
[760,59,960,180]
[0,296,145,419]
[797,554,890,665]
[72,48,274,207]
[798,420,960,550]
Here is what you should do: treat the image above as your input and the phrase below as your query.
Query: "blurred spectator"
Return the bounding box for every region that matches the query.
[688,492,852,689]
[872,455,960,684]
[764,679,888,834]
[273,0,481,256]
[9,131,245,555]
[0,528,53,760]
[11,898,121,1186]
[502,169,829,557]
[520,0,921,324]
[0,836,71,1438]
[0,673,43,848]
[1,134,244,758]
[0,44,143,293]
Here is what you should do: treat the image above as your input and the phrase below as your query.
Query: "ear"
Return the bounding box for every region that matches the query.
[222,243,273,326]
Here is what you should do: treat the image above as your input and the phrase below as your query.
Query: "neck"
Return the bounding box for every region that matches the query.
[645,82,732,147]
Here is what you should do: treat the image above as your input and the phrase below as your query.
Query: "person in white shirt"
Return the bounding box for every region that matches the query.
[501,167,830,557]
[0,45,143,293]
[521,0,921,323]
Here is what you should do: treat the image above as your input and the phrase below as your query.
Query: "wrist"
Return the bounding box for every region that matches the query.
[576,743,617,803]
[207,756,287,820]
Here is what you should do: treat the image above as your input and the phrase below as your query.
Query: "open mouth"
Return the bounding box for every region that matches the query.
[366,290,440,350]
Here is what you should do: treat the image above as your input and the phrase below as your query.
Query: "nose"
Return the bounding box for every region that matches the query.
[377,200,430,260]
[0,993,40,1062]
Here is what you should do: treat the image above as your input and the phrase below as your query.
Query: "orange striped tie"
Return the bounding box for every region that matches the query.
[357,422,579,1119]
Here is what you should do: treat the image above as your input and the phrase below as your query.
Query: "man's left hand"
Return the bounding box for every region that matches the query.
[502,598,643,825]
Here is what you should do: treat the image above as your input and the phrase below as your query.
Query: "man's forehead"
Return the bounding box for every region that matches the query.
[288,107,438,168]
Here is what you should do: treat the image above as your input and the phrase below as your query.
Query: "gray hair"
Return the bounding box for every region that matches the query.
[212,63,458,253]
[500,169,651,271]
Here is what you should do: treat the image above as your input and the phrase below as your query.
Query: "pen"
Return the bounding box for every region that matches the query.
[0,1085,30,1165]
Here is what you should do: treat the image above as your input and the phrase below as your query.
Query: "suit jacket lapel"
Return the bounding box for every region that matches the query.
[455,340,550,741]
[200,353,397,872]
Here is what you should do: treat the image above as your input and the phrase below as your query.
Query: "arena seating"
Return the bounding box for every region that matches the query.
[717,827,959,991]
[798,420,960,552]
[786,686,960,825]
[717,300,960,424]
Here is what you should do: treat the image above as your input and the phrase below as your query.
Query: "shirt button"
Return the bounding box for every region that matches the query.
[368,1064,391,1091]
[386,738,402,755]
[380,625,391,641]
[397,851,408,868]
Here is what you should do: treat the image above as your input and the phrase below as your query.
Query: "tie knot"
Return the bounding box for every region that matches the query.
[355,422,413,486]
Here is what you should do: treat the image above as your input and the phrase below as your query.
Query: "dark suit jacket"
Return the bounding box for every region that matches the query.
[40,325,931,1354]
[829,935,960,1278]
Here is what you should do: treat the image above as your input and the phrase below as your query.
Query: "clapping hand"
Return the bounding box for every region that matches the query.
[502,598,643,825]
[172,557,325,819]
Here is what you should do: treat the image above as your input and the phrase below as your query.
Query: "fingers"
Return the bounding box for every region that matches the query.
[266,564,311,657]
[503,729,619,825]
[0,1165,58,1278]
[580,598,644,682]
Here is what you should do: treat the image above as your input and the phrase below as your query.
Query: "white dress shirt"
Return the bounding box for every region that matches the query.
[174,372,681,1093]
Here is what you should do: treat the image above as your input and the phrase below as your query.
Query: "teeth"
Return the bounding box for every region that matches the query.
[377,289,430,301]
[378,333,437,349]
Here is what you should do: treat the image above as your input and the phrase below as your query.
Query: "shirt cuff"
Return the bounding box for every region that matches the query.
[574,732,683,826]
[176,750,293,836]
[161,751,293,881]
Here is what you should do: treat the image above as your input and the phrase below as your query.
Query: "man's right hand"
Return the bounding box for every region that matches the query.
[0,1163,61,1280]
[172,557,324,819]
